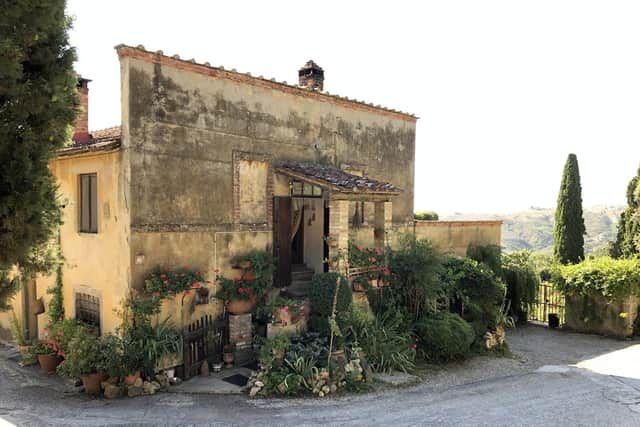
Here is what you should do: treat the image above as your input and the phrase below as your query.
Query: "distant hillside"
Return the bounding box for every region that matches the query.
[444,206,625,255]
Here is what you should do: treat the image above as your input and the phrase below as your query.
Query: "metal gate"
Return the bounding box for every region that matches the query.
[182,314,227,380]
[528,283,565,326]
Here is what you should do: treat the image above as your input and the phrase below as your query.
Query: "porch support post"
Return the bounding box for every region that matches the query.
[374,201,393,250]
[328,199,350,272]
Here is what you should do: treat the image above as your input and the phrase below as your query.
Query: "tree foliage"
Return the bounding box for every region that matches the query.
[0,0,77,309]
[414,211,439,221]
[553,154,586,264]
[611,165,640,259]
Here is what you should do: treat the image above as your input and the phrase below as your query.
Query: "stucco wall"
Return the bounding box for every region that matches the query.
[349,220,502,256]
[33,150,130,336]
[120,52,416,229]
[565,291,639,338]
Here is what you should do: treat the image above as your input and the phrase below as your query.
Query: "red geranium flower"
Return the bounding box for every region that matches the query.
[357,245,364,251]
[163,280,168,285]
[160,274,167,279]
[244,274,257,281]
[238,335,244,341]
[153,292,161,297]
[238,288,244,294]
[192,282,201,288]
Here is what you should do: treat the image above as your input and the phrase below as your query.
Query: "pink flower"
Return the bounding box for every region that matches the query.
[357,245,364,251]
[376,249,383,256]
[160,274,167,279]
[153,292,161,297]
[163,280,168,285]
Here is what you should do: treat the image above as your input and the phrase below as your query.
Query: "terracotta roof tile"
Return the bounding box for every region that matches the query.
[57,126,121,156]
[275,161,402,194]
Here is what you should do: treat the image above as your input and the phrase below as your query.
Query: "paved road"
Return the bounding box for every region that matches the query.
[1,326,640,426]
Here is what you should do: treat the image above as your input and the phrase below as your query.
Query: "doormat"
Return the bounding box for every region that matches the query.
[243,361,260,371]
[222,374,249,387]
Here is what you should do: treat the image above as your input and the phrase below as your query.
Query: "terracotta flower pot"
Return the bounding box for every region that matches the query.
[124,371,140,386]
[274,307,292,325]
[82,372,104,395]
[227,298,256,315]
[238,260,253,270]
[38,354,60,373]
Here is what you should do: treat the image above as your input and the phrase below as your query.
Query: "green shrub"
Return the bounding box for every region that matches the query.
[553,256,640,300]
[414,211,439,221]
[57,327,99,379]
[348,311,416,373]
[467,244,502,276]
[415,312,475,361]
[308,272,352,336]
[502,251,540,321]
[388,235,443,321]
[440,256,505,337]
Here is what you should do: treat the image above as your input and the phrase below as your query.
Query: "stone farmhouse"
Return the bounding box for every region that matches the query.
[0,45,501,341]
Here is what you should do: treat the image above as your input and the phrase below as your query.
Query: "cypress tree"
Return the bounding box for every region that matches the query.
[0,0,78,310]
[553,154,586,264]
[611,166,640,258]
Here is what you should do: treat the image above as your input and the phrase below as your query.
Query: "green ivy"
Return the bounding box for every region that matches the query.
[554,256,640,300]
[47,263,65,324]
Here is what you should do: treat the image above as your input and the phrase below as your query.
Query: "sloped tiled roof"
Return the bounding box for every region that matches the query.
[275,161,402,194]
[57,126,121,157]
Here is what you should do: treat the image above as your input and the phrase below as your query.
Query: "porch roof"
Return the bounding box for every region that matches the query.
[275,161,402,196]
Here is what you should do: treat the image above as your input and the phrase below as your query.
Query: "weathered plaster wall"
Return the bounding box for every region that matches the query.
[33,150,130,336]
[121,54,416,228]
[349,220,502,256]
[565,292,639,338]
[119,51,415,293]
[130,230,271,328]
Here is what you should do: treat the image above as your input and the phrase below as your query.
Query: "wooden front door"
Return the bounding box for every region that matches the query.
[274,196,292,287]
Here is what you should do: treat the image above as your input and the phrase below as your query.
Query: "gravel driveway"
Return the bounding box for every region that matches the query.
[1,325,639,426]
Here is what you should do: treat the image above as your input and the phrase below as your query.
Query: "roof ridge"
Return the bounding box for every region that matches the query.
[114,44,417,121]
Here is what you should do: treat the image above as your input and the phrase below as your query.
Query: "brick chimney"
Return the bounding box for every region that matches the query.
[298,60,324,91]
[72,77,91,144]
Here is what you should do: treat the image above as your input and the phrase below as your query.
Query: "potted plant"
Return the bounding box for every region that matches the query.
[97,334,125,382]
[57,328,104,395]
[223,342,235,367]
[9,311,36,366]
[32,341,60,373]
[217,251,274,315]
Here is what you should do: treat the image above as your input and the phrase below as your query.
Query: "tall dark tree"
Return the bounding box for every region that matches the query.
[610,165,640,258]
[0,0,77,309]
[553,154,586,264]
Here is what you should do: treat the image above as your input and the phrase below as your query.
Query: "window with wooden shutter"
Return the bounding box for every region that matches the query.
[79,173,98,233]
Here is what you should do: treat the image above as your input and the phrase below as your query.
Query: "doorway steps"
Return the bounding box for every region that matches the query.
[285,264,315,298]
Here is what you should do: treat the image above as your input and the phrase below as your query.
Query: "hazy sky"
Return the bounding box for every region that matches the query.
[67,0,640,215]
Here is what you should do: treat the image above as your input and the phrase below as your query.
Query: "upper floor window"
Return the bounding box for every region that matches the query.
[79,173,97,233]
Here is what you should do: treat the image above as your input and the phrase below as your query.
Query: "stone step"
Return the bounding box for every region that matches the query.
[292,270,314,281]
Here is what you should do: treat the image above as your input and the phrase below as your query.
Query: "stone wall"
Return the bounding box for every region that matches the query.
[565,291,639,338]
[349,220,502,256]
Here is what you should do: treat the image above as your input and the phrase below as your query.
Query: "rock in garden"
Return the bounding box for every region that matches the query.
[143,381,157,395]
[101,381,109,390]
[104,384,121,399]
[155,373,169,390]
[127,385,143,398]
[169,377,182,386]
[133,377,143,388]
[249,386,261,397]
